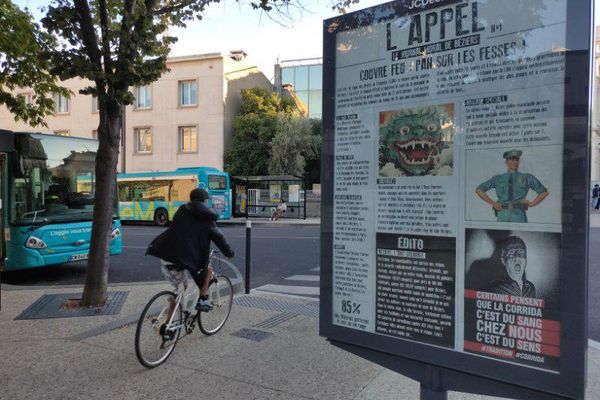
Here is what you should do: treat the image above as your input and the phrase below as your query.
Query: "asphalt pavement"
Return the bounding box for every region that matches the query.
[3,220,600,341]
[1,223,320,291]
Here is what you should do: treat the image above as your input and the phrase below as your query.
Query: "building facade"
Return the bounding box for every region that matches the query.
[593,26,600,181]
[274,58,322,119]
[0,51,271,173]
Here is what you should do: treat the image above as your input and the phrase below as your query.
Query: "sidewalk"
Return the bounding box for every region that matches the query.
[1,283,599,400]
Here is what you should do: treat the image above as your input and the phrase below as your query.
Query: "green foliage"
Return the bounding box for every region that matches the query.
[239,87,295,116]
[225,87,299,176]
[225,87,322,178]
[268,115,321,177]
[0,0,67,127]
[304,119,322,183]
[224,138,271,177]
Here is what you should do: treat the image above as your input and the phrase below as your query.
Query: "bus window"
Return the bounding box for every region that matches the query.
[118,182,132,201]
[170,178,198,201]
[9,134,113,225]
[128,180,170,201]
[208,175,227,190]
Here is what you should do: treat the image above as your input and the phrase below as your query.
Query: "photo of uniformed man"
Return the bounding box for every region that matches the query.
[475,149,549,223]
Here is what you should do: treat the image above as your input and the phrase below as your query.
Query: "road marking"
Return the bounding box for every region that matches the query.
[255,284,319,296]
[311,267,320,272]
[589,339,600,350]
[284,275,320,282]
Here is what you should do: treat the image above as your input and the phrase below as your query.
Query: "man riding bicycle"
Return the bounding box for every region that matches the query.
[146,188,235,311]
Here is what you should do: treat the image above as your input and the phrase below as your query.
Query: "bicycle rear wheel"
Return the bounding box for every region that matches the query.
[198,276,233,335]
[135,291,182,368]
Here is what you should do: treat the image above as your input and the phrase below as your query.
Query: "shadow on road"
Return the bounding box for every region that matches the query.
[2,262,88,286]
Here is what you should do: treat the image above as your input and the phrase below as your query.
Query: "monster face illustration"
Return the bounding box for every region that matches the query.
[379,106,454,176]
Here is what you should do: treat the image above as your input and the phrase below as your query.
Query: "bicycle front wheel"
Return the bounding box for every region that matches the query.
[198,276,233,335]
[135,291,182,368]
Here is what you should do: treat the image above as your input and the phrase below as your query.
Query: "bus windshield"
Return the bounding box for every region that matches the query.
[9,134,115,225]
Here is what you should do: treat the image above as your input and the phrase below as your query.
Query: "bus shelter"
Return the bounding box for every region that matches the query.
[232,175,306,219]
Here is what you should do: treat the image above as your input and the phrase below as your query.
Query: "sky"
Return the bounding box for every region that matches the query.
[16,0,600,82]
[17,0,379,81]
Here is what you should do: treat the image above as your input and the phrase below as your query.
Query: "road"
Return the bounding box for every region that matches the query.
[3,224,600,340]
[2,224,321,297]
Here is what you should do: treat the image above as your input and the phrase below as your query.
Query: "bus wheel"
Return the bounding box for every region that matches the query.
[154,209,169,226]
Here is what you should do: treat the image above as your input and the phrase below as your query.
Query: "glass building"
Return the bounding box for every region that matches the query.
[276,58,323,119]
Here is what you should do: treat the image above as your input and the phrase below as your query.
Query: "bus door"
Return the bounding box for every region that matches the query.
[231,177,248,218]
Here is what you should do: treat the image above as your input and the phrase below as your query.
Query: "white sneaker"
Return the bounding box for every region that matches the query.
[196,298,213,312]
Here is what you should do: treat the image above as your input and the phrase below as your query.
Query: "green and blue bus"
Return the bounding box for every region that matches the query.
[117,167,231,225]
[0,131,122,271]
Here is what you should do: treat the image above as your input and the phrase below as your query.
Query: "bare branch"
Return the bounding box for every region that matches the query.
[73,0,102,67]
[114,0,137,92]
[151,0,196,16]
[98,0,112,83]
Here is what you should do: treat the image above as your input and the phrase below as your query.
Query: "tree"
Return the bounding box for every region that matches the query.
[269,114,320,177]
[0,0,67,127]
[38,1,300,307]
[303,119,322,184]
[34,0,350,306]
[224,87,296,176]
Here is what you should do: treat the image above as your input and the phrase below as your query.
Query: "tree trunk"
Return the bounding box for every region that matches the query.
[81,105,121,307]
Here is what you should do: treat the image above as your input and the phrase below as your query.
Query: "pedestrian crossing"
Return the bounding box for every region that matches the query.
[255,267,320,298]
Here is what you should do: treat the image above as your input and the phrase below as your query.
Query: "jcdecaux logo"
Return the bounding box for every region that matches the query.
[407,0,455,10]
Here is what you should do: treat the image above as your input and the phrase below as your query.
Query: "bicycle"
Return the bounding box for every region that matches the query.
[135,249,234,368]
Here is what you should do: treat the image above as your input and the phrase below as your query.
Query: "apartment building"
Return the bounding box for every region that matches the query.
[593,26,600,181]
[0,51,272,172]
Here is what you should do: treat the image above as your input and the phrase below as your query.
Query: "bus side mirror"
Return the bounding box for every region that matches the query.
[11,154,25,178]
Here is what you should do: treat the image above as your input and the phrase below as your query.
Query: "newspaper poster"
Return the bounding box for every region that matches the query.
[331,0,565,371]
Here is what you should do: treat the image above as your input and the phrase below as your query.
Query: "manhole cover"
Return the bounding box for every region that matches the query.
[231,328,272,342]
[15,291,128,320]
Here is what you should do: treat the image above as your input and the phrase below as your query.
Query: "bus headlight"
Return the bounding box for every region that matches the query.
[110,228,121,240]
[25,236,47,249]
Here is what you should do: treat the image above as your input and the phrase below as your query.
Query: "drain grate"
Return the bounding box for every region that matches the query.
[231,328,272,342]
[15,291,128,320]
[233,296,319,318]
[253,312,297,329]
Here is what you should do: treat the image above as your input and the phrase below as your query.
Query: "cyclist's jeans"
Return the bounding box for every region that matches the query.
[160,260,207,291]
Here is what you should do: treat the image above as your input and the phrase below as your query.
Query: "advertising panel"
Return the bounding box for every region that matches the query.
[321,0,590,398]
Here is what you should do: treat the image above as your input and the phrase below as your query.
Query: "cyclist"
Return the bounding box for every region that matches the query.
[146,188,235,311]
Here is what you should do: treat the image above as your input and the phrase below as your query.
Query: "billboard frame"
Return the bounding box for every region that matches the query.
[319,1,593,399]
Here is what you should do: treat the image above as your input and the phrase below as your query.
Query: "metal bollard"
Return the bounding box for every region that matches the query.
[245,220,251,294]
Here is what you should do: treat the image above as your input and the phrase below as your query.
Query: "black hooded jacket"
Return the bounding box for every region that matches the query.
[146,201,234,270]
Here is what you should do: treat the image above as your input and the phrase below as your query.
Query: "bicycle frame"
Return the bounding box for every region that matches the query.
[162,249,222,337]
[135,248,233,368]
